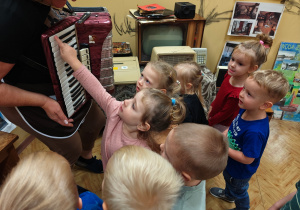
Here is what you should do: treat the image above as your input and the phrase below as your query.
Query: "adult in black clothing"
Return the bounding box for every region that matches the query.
[0,0,106,173]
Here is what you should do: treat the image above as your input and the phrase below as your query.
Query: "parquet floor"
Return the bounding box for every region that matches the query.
[11,119,300,209]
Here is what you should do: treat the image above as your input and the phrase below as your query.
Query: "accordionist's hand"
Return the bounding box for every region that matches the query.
[42,98,74,127]
[54,36,83,71]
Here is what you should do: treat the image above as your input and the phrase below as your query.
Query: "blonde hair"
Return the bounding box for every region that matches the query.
[103,145,183,210]
[0,151,78,210]
[138,88,186,152]
[174,61,206,109]
[146,61,181,96]
[249,69,289,103]
[172,124,228,180]
[234,33,273,67]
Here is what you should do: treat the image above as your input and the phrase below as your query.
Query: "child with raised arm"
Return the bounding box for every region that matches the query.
[55,36,186,169]
[208,34,273,134]
[210,70,289,210]
[160,123,229,210]
[174,61,208,124]
[102,145,183,210]
[136,60,180,96]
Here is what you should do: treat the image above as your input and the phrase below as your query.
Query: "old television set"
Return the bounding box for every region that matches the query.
[136,14,205,65]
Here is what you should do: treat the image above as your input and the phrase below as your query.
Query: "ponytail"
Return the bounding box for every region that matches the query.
[137,89,186,152]
[170,97,186,125]
[235,33,273,67]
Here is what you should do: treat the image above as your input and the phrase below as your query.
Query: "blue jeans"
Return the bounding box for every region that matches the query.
[223,170,251,210]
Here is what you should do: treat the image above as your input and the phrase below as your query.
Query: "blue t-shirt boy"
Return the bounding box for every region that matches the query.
[226,109,269,179]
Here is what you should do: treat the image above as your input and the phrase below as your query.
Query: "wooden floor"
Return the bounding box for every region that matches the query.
[11,119,300,209]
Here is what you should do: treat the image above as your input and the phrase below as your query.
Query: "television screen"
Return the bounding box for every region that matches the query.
[141,24,185,61]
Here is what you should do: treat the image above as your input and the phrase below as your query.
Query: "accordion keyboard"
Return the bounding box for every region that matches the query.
[49,25,88,118]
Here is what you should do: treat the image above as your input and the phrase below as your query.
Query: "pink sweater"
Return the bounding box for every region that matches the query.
[73,65,150,169]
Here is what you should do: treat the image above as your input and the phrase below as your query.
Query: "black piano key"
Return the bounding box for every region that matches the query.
[66,66,72,72]
[71,42,77,48]
[71,87,83,99]
[69,79,77,88]
[73,96,82,108]
[59,28,75,40]
[73,96,85,110]
[64,34,76,44]
[67,69,74,77]
[71,84,82,97]
[65,63,69,67]
[72,92,83,106]
[68,76,75,83]
[70,83,81,94]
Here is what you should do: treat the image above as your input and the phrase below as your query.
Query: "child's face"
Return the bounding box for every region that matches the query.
[160,129,178,170]
[118,90,146,127]
[238,77,268,110]
[228,51,253,77]
[136,65,161,92]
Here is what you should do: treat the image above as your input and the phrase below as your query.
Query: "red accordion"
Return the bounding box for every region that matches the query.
[41,10,113,118]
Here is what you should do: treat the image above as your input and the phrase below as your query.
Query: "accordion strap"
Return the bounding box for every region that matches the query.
[19,55,49,75]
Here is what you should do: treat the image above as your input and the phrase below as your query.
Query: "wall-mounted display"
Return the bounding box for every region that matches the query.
[272,42,300,122]
[228,2,285,38]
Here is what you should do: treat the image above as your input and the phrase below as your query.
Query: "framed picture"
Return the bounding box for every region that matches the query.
[228,1,285,38]
[218,41,240,67]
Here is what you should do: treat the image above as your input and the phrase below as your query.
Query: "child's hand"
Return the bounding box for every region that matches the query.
[208,106,212,116]
[54,36,82,71]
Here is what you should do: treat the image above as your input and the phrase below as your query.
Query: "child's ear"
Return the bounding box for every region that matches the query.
[260,101,273,110]
[78,197,82,209]
[186,83,193,90]
[248,64,259,74]
[102,201,108,210]
[137,122,150,131]
[181,171,192,182]
[160,89,167,94]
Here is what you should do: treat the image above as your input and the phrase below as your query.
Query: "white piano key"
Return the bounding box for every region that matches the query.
[49,25,75,42]
[60,75,74,88]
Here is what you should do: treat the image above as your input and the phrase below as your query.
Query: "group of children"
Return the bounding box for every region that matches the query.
[0,33,291,210]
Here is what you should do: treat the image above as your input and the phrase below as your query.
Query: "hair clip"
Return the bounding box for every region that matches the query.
[171,98,176,106]
[176,80,180,85]
[260,40,270,49]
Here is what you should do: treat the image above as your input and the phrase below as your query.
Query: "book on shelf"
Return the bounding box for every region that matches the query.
[137,4,165,15]
[129,9,175,20]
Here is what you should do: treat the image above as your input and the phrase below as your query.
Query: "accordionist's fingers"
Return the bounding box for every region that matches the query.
[42,98,74,127]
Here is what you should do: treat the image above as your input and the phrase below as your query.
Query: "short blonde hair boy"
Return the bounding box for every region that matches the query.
[0,151,78,210]
[170,123,228,180]
[102,145,183,210]
[249,70,289,103]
